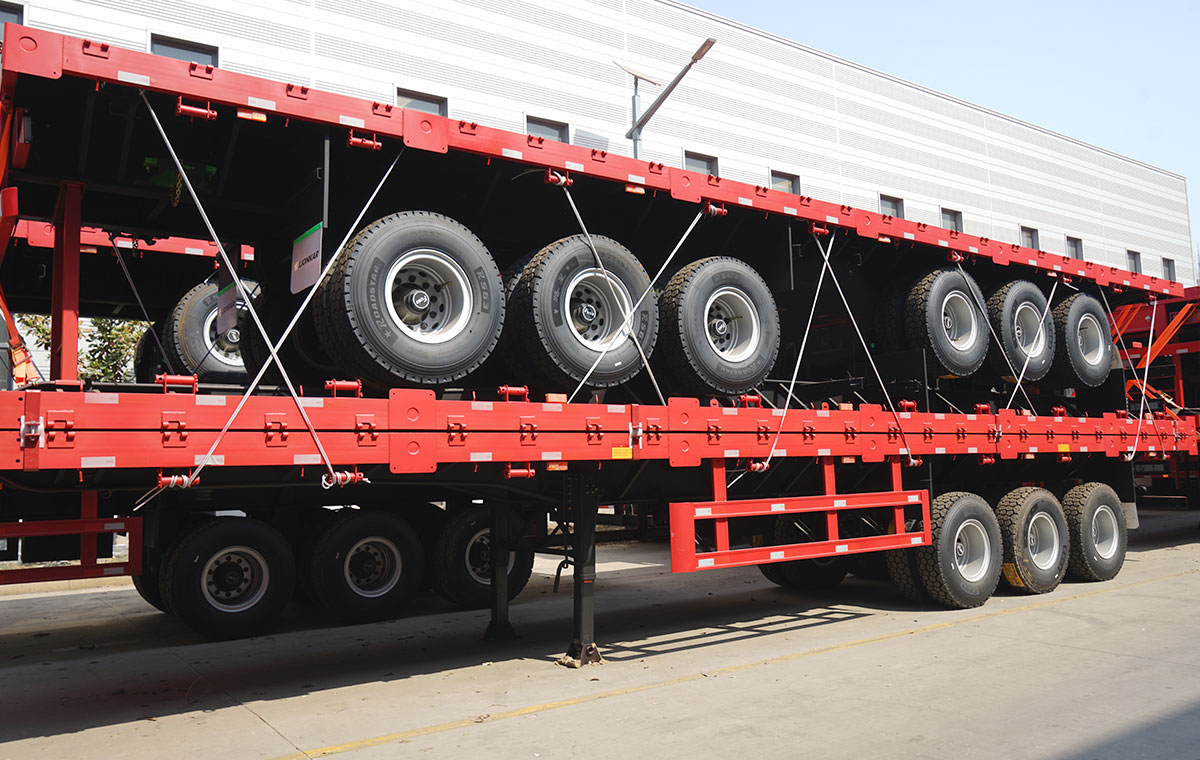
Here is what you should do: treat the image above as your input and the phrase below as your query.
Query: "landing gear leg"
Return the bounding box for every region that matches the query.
[559,471,604,667]
[484,502,518,641]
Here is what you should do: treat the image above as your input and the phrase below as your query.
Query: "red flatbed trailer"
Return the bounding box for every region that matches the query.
[0,23,1193,662]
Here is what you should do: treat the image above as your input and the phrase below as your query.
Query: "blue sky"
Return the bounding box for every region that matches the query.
[683,0,1199,267]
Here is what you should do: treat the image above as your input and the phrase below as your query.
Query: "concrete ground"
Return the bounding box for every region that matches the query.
[0,510,1198,760]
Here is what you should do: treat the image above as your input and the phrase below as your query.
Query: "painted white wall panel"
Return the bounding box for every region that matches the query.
[15,0,1193,285]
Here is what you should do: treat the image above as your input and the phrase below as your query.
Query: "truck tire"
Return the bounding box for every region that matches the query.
[905,268,989,378]
[315,211,504,387]
[433,505,534,609]
[131,547,167,613]
[915,491,1002,608]
[757,515,847,592]
[132,322,170,382]
[986,280,1055,382]
[163,279,259,384]
[885,548,929,603]
[239,289,340,386]
[995,487,1070,594]
[1052,293,1112,388]
[505,234,657,389]
[1062,482,1127,581]
[872,283,910,353]
[159,518,295,639]
[309,510,424,622]
[657,257,780,395]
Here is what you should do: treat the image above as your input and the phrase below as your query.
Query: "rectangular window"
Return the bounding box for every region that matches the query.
[770,170,800,195]
[0,3,23,44]
[526,116,568,143]
[1066,236,1083,259]
[1020,226,1039,249]
[684,151,718,176]
[1163,258,1176,281]
[396,87,447,117]
[1127,250,1142,274]
[151,35,218,67]
[940,208,963,232]
[880,194,904,219]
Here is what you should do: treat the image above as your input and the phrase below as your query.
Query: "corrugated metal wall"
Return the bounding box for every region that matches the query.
[20,0,1194,285]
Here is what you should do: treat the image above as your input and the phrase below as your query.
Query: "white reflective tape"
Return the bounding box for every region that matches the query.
[1180,348,1190,354]
[104,522,124,530]
[470,452,493,462]
[81,456,116,468]
[967,414,977,420]
[907,494,920,502]
[935,413,946,419]
[833,499,846,507]
[737,197,753,206]
[248,96,276,110]
[565,160,585,171]
[724,449,740,458]
[775,448,788,456]
[1053,265,1062,271]
[293,454,322,465]
[910,536,923,545]
[104,567,124,576]
[1077,270,1086,275]
[899,412,911,418]
[938,240,948,247]
[195,454,225,465]
[835,544,849,553]
[541,451,562,460]
[818,448,831,456]
[771,503,786,512]
[903,232,915,240]
[196,396,227,406]
[968,246,979,253]
[627,173,645,184]
[698,558,715,568]
[1029,446,1038,452]
[1149,446,1156,451]
[784,206,797,215]
[773,409,785,416]
[899,448,909,455]
[770,550,784,560]
[1143,284,1151,290]
[967,447,977,453]
[1080,445,1089,452]
[117,70,151,86]
[115,239,134,248]
[184,247,204,255]
[1124,280,1131,285]
[826,215,839,224]
[0,539,6,551]
[339,115,365,128]
[935,447,946,454]
[722,407,737,415]
[472,401,493,411]
[542,403,562,411]
[1055,417,1063,422]
[695,507,712,517]
[817,410,830,417]
[1028,259,1037,265]
[299,397,324,407]
[85,393,119,404]
[502,148,523,160]
[607,404,626,413]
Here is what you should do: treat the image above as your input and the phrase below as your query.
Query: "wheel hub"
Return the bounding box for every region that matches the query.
[201,545,269,612]
[343,537,402,598]
[703,286,761,363]
[384,249,474,345]
[709,318,729,337]
[564,268,633,350]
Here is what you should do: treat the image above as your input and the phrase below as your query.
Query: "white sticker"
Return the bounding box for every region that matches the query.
[502,148,523,160]
[541,451,562,460]
[698,558,715,568]
[248,96,276,110]
[339,115,366,128]
[117,71,151,86]
[195,454,225,465]
[293,454,321,465]
[81,456,116,468]
[470,452,493,462]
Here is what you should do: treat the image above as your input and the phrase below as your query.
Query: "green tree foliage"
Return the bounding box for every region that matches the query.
[14,314,147,382]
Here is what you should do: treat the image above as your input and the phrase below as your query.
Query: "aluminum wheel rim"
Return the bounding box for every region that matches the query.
[344,536,402,598]
[464,527,516,585]
[1027,511,1061,570]
[953,518,991,583]
[1092,505,1120,560]
[1076,314,1106,366]
[202,308,245,368]
[384,249,473,345]
[941,291,978,352]
[1012,302,1047,358]
[564,268,633,351]
[704,286,761,363]
[202,545,269,613]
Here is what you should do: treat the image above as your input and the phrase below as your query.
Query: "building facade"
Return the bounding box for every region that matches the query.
[4,0,1193,284]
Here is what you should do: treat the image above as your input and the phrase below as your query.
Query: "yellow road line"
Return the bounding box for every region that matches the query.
[270,567,1199,760]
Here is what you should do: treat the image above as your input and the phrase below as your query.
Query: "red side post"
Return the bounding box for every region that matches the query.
[50,181,83,381]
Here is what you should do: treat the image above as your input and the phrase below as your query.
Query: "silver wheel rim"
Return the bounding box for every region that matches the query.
[464,527,516,585]
[1027,511,1061,570]
[1012,302,1047,358]
[1077,314,1106,366]
[704,286,761,363]
[343,536,402,598]
[941,291,979,352]
[384,249,473,345]
[202,545,269,613]
[563,268,633,351]
[202,308,245,368]
[1092,505,1120,560]
[953,518,991,583]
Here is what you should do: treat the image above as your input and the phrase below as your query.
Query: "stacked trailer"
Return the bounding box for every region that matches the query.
[0,24,1193,663]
